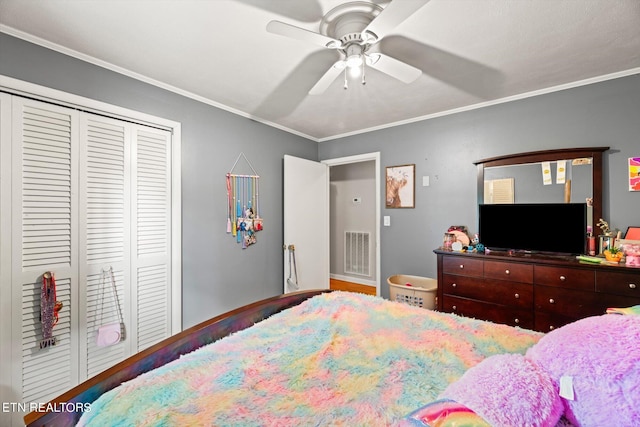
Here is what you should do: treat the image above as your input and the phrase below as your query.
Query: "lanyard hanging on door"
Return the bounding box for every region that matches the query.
[287,244,299,292]
[40,271,63,349]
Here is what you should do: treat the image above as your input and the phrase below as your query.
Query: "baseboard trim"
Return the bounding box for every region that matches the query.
[330,273,375,287]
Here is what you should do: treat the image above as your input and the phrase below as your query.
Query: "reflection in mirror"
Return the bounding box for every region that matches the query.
[484,159,593,204]
[484,158,594,227]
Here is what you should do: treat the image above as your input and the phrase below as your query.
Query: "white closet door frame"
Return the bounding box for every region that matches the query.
[0,75,182,333]
[0,93,13,411]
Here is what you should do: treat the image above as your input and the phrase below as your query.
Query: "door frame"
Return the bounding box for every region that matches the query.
[322,152,381,296]
[0,75,182,333]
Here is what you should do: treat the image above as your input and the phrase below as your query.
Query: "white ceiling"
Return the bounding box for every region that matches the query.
[1,0,639,141]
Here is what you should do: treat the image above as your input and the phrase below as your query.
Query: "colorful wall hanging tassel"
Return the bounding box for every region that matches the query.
[227,153,264,249]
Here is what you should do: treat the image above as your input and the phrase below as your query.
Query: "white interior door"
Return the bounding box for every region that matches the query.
[283,155,329,293]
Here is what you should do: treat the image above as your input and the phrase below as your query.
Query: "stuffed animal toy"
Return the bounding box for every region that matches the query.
[525,311,640,426]
[402,307,640,427]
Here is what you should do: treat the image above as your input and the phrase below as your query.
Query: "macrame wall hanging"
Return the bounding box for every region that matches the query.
[226,153,263,249]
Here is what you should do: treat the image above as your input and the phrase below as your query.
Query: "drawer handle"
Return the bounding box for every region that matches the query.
[514,318,520,324]
[549,325,555,331]
[452,305,457,311]
[514,293,520,299]
[549,298,555,304]
[560,276,566,281]
[505,269,510,275]
[452,283,457,288]
[630,283,637,289]
[459,264,464,269]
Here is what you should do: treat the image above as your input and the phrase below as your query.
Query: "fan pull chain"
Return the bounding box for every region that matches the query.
[343,68,348,90]
[361,58,366,86]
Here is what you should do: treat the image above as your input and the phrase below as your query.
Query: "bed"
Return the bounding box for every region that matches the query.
[25,290,546,426]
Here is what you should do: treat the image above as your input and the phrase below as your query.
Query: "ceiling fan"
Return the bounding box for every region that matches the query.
[266,0,431,95]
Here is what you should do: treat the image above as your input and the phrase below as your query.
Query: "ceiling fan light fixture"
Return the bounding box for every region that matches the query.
[344,43,364,68]
[348,64,362,78]
[346,54,363,68]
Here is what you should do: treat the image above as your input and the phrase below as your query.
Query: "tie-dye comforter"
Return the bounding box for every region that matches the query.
[79,292,542,426]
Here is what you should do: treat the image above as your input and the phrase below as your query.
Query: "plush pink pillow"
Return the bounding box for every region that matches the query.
[526,314,640,426]
[440,353,563,427]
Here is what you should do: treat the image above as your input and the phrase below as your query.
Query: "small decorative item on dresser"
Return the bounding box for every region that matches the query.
[603,246,623,263]
[442,233,456,251]
[623,244,640,267]
[596,218,617,255]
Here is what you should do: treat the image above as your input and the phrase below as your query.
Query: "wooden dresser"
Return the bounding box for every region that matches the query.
[435,249,640,332]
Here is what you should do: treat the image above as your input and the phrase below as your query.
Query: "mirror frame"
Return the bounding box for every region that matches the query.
[474,147,609,233]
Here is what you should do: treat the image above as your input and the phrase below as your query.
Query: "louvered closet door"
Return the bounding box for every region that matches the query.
[132,127,172,352]
[78,115,131,379]
[78,117,173,375]
[10,98,80,406]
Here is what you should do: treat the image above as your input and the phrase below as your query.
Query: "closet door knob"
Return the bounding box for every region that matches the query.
[452,305,457,311]
[560,276,566,281]
[459,264,464,269]
[549,298,555,304]
[549,325,555,331]
[630,283,637,289]
[514,318,520,324]
[514,293,520,299]
[451,283,457,288]
[505,269,510,275]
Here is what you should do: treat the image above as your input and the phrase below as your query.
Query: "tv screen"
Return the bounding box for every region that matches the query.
[479,203,587,255]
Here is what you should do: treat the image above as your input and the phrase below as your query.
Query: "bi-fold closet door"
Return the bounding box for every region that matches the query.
[1,95,173,423]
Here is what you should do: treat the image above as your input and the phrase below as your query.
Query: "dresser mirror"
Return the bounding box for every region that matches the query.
[474,147,609,234]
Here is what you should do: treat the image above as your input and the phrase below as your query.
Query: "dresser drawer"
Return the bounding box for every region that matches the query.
[442,256,483,276]
[443,295,533,329]
[596,270,640,297]
[484,261,533,283]
[534,265,594,291]
[443,274,532,309]
[534,311,578,332]
[534,285,601,318]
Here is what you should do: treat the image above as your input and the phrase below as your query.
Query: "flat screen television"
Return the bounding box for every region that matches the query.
[478,203,587,255]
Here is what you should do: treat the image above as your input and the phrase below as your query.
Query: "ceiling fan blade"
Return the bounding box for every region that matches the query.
[252,51,338,120]
[362,0,431,42]
[267,20,342,49]
[309,61,346,95]
[368,53,422,84]
[378,36,505,98]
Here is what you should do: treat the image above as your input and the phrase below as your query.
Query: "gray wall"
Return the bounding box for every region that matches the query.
[319,74,640,298]
[3,32,639,310]
[0,33,317,328]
